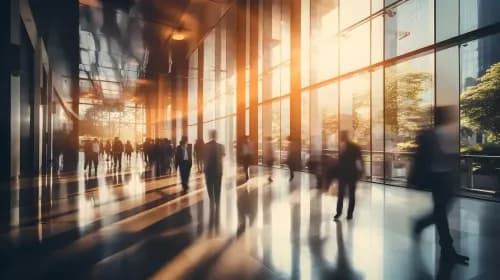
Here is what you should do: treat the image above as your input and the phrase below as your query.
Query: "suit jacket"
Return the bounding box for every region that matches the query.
[175,144,192,168]
[204,140,225,175]
[338,141,363,181]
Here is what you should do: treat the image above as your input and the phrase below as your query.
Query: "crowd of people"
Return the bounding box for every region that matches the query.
[80,105,468,266]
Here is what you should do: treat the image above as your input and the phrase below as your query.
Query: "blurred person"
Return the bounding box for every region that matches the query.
[143,138,150,165]
[166,139,174,175]
[89,138,99,176]
[112,137,124,170]
[194,138,205,173]
[286,136,302,181]
[239,135,254,181]
[263,136,275,182]
[204,130,225,222]
[99,140,104,158]
[175,136,192,192]
[105,140,112,161]
[411,106,469,264]
[334,131,364,220]
[83,139,92,174]
[125,140,133,162]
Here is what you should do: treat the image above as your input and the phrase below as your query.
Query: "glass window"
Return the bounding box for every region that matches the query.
[436,0,458,42]
[384,53,434,184]
[460,34,500,192]
[310,83,339,157]
[372,68,384,180]
[460,0,500,34]
[371,16,384,64]
[310,0,339,84]
[340,22,370,73]
[301,90,310,163]
[385,0,434,59]
[340,73,371,175]
[339,0,370,30]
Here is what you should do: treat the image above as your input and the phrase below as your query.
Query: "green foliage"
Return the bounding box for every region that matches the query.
[385,70,433,151]
[461,62,500,144]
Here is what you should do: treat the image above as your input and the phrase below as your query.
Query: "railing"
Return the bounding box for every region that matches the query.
[460,155,500,194]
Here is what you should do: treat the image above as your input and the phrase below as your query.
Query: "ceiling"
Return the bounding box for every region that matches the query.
[78,0,233,102]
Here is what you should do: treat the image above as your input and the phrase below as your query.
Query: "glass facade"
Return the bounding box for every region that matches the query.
[187,0,500,195]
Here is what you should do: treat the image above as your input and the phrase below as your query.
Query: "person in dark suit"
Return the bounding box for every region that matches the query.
[175,136,192,192]
[112,137,124,170]
[204,130,225,213]
[412,106,469,264]
[334,131,364,220]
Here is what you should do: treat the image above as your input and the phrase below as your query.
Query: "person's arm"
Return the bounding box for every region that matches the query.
[356,147,365,177]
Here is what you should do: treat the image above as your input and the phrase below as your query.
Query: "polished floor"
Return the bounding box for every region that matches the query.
[0,155,499,279]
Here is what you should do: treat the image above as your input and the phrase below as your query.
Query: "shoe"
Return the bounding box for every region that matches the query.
[346,214,353,220]
[333,213,341,220]
[441,250,469,265]
[268,177,273,182]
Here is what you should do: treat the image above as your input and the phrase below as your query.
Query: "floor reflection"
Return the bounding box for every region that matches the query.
[0,165,499,279]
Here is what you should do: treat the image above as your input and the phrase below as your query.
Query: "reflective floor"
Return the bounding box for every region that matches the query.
[0,155,499,279]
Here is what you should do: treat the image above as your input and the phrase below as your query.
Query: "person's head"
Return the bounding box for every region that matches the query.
[265,136,272,142]
[93,138,98,142]
[209,130,217,141]
[181,136,188,144]
[435,105,457,126]
[340,130,350,144]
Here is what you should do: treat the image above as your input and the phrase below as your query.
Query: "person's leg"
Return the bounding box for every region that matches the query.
[347,180,357,219]
[335,180,346,219]
[94,155,98,175]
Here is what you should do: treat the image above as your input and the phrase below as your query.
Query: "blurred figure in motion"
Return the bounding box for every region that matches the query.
[105,140,112,162]
[194,138,205,173]
[166,139,174,175]
[263,136,275,182]
[411,106,469,264]
[286,136,302,182]
[112,137,124,170]
[99,140,104,159]
[175,136,192,192]
[204,130,225,229]
[83,139,92,175]
[240,135,255,181]
[89,138,99,176]
[334,131,364,220]
[125,140,133,162]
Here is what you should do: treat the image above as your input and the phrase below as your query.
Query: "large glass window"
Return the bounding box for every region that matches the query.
[339,0,370,29]
[460,33,500,193]
[372,68,384,180]
[340,73,371,175]
[460,0,500,34]
[384,53,434,184]
[310,83,339,157]
[385,0,434,59]
[310,0,339,84]
[340,22,370,73]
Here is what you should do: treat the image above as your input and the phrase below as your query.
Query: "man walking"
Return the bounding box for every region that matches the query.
[334,131,364,220]
[204,130,225,220]
[175,136,192,192]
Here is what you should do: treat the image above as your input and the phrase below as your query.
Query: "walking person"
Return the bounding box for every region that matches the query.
[105,140,112,162]
[166,139,174,175]
[125,140,133,162]
[286,136,301,181]
[89,138,99,176]
[194,139,205,173]
[334,131,364,220]
[411,106,469,264]
[240,135,254,181]
[263,136,275,182]
[204,130,225,228]
[83,139,92,175]
[175,136,193,192]
[112,137,124,170]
